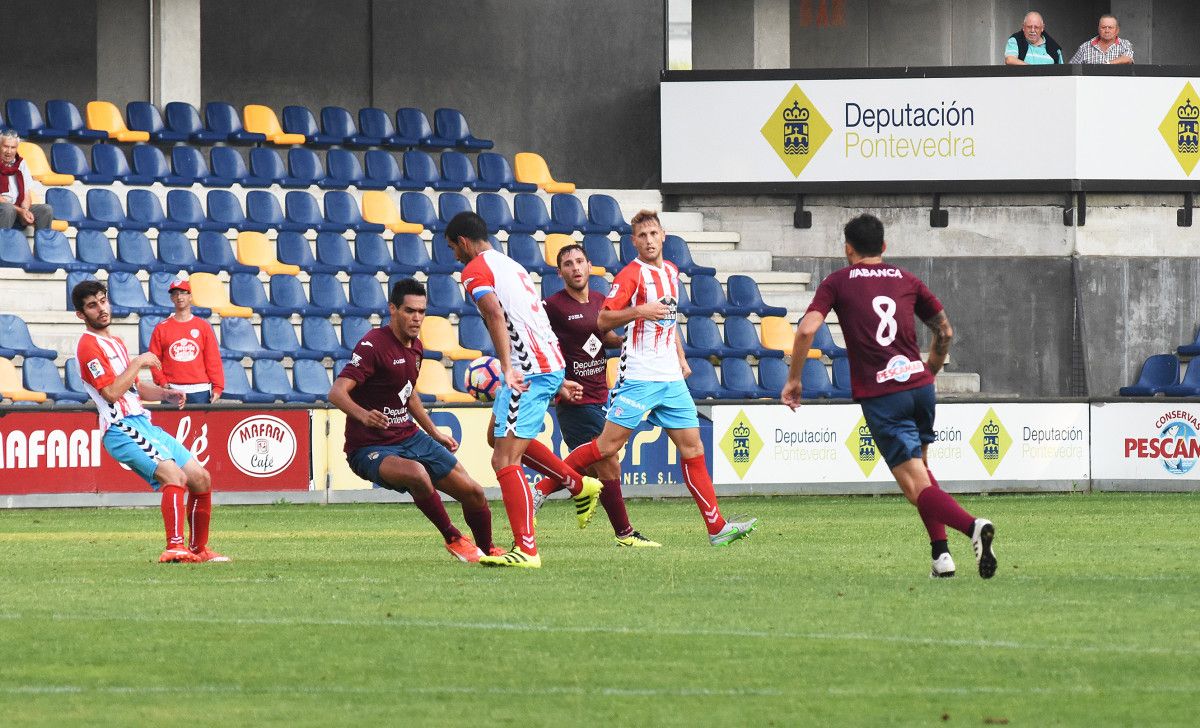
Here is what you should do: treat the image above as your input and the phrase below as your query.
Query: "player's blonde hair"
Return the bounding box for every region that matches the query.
[630,209,662,231]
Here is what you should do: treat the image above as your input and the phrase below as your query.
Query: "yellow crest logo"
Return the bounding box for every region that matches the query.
[1158,83,1200,175]
[761,84,831,177]
[845,416,880,477]
[970,408,1012,476]
[720,410,761,480]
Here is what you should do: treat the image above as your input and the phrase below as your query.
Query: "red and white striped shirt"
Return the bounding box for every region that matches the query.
[461,249,564,375]
[76,331,147,431]
[604,259,681,382]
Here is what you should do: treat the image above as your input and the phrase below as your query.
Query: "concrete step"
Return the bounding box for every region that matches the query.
[681,230,740,245]
[935,372,981,394]
[693,250,773,273]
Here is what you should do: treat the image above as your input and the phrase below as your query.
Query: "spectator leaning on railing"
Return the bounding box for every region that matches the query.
[1004,11,1064,66]
[0,130,52,231]
[1070,14,1133,65]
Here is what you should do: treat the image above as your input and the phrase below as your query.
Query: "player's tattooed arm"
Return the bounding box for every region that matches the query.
[923,310,954,376]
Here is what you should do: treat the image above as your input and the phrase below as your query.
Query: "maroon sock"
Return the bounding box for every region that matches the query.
[916,484,975,536]
[411,490,461,543]
[598,478,633,538]
[461,501,495,553]
[918,470,948,542]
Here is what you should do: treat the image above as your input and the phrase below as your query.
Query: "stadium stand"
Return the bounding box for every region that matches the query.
[358,107,419,149]
[0,315,57,359]
[362,191,423,233]
[243,104,306,146]
[1119,354,1180,396]
[282,105,340,147]
[219,317,282,361]
[46,99,108,140]
[125,101,190,142]
[92,144,154,185]
[433,108,493,150]
[220,359,276,403]
[415,359,475,403]
[397,108,450,150]
[17,141,73,185]
[205,101,266,144]
[190,272,253,317]
[320,106,376,148]
[22,357,88,403]
[514,151,575,193]
[252,359,317,403]
[51,142,113,184]
[0,358,47,403]
[85,101,150,142]
[477,152,537,192]
[6,99,63,140]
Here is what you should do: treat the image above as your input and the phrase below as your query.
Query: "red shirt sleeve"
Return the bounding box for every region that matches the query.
[805,273,839,317]
[602,266,639,311]
[461,257,496,304]
[77,337,116,390]
[202,321,224,393]
[913,277,944,322]
[147,322,167,386]
[338,332,378,384]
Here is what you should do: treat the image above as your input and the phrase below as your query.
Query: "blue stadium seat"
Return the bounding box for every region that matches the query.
[156,230,218,275]
[400,191,442,231]
[392,233,451,274]
[0,314,57,359]
[720,357,770,398]
[5,99,64,139]
[32,229,95,273]
[219,317,282,361]
[353,232,403,275]
[249,148,308,188]
[477,153,537,192]
[164,102,225,143]
[360,107,418,149]
[1179,328,1200,357]
[676,280,716,318]
[165,189,222,232]
[22,358,88,403]
[262,316,324,360]
[310,274,375,318]
[85,188,146,232]
[130,144,190,186]
[441,151,500,192]
[582,234,622,275]
[116,230,166,273]
[126,101,189,143]
[727,275,787,318]
[540,275,565,299]
[276,231,333,275]
[271,274,333,318]
[397,107,450,149]
[171,145,233,187]
[220,359,276,403]
[92,144,154,185]
[619,234,637,265]
[229,273,295,317]
[64,271,99,310]
[433,108,493,150]
[244,190,287,229]
[451,360,472,395]
[326,149,387,190]
[285,190,344,233]
[205,102,266,144]
[341,316,374,349]
[251,360,318,403]
[437,192,473,229]
[476,193,515,233]
[663,235,717,277]
[505,234,555,275]
[685,357,724,399]
[211,146,271,188]
[123,189,165,231]
[281,105,340,147]
[811,322,846,358]
[724,315,783,359]
[1161,361,1200,397]
[107,270,170,317]
[364,150,406,189]
[425,273,474,318]
[301,317,352,360]
[512,193,552,234]
[64,358,89,398]
[207,189,265,232]
[800,357,835,399]
[457,315,496,356]
[50,142,115,184]
[293,359,333,400]
[1119,354,1179,396]
[324,191,385,234]
[683,318,727,359]
[320,106,376,147]
[689,275,754,317]
[287,147,332,188]
[73,229,135,272]
[587,194,631,235]
[757,357,789,397]
[313,232,364,274]
[550,193,602,234]
[830,357,852,398]
[0,229,58,272]
[46,100,108,140]
[348,274,389,317]
[402,150,457,190]
[197,232,258,274]
[429,233,464,272]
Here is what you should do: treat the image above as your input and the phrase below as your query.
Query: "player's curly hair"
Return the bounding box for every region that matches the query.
[844,213,885,256]
[71,280,108,312]
[555,243,587,267]
[444,211,488,244]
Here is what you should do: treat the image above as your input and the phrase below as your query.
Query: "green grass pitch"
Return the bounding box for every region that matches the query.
[1,493,1197,726]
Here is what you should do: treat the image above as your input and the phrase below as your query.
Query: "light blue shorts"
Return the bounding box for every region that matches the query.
[493,370,565,440]
[606,379,700,431]
[103,414,193,488]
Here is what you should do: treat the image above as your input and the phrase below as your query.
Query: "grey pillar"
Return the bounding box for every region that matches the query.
[753,0,791,69]
[152,0,201,107]
[96,0,150,105]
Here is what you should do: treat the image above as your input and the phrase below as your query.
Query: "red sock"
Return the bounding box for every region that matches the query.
[564,440,603,481]
[523,439,578,496]
[461,501,495,553]
[599,478,633,538]
[681,455,726,535]
[186,491,212,551]
[918,470,948,542]
[496,465,537,555]
[411,490,462,543]
[916,484,975,536]
[160,484,186,548]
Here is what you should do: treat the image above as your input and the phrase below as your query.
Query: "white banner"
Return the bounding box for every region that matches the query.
[1090,402,1200,482]
[713,403,1090,487]
[662,76,1200,184]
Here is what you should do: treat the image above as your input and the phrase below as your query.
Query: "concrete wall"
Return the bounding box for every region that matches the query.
[2,0,97,106]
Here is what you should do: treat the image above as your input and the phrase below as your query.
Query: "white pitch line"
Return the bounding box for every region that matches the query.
[0,612,1195,658]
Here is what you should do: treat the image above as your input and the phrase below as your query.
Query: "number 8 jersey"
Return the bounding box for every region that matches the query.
[805,262,943,400]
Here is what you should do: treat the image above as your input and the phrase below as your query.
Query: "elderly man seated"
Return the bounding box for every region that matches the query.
[1070,15,1134,65]
[1004,11,1064,65]
[0,130,53,231]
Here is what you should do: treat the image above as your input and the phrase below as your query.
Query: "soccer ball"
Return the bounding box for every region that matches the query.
[464,356,502,402]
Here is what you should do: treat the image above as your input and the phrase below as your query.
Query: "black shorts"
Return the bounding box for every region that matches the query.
[555,402,607,450]
[859,384,937,469]
[347,430,458,488]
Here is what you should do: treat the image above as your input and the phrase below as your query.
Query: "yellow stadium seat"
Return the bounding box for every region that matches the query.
[760,316,795,356]
[543,233,606,276]
[361,191,423,234]
[420,316,482,361]
[85,101,150,142]
[236,231,301,275]
[606,357,620,388]
[189,273,253,318]
[416,361,475,403]
[18,142,73,185]
[514,152,575,194]
[50,220,69,232]
[807,348,823,359]
[243,105,306,146]
[0,359,48,403]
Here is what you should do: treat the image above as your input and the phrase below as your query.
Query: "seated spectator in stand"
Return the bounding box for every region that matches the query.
[148,274,224,404]
[1070,15,1133,65]
[1004,12,1064,65]
[0,131,52,231]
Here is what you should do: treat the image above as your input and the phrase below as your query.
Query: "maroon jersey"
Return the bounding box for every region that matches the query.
[336,326,423,451]
[806,262,942,400]
[543,289,609,405]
